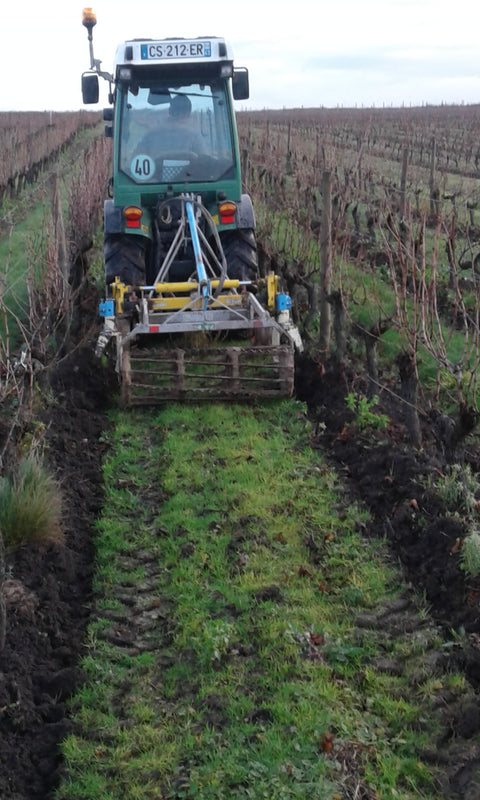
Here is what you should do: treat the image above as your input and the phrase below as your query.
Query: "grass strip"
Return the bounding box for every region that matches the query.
[58,399,450,799]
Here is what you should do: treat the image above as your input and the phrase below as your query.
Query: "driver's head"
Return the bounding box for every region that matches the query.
[169,94,192,120]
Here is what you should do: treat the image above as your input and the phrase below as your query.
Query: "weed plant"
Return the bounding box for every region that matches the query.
[346,392,390,431]
[425,464,480,578]
[57,400,450,800]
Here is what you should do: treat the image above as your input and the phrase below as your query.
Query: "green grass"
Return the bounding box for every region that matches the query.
[57,400,449,800]
[0,202,48,340]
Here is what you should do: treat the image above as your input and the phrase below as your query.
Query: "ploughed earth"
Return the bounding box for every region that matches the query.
[1,346,480,799]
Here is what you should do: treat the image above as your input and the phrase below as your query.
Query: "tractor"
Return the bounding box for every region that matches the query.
[81,8,302,404]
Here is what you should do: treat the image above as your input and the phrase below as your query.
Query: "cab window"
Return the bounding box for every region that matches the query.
[119,82,235,184]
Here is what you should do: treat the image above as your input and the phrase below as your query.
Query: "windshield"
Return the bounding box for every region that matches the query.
[119,81,235,184]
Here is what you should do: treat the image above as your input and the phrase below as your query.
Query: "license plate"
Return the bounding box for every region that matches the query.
[141,41,212,60]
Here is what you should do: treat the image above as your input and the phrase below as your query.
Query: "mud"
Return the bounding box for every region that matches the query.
[0,349,111,799]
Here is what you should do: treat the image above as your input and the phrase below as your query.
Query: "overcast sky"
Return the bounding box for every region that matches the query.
[5,0,480,111]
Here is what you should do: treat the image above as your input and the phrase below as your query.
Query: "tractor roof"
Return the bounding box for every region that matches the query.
[114,37,234,77]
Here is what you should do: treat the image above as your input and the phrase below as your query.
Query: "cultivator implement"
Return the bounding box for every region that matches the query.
[120,344,295,405]
[96,196,302,406]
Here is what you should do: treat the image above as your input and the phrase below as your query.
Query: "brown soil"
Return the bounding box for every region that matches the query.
[1,346,480,798]
[0,348,111,800]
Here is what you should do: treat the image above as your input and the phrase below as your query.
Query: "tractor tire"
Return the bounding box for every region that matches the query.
[104,234,147,286]
[221,229,258,281]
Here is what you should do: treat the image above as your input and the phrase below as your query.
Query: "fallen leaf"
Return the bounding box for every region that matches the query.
[319,731,335,752]
[298,565,312,577]
[467,590,479,606]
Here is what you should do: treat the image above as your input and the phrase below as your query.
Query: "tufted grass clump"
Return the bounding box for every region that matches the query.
[0,456,63,550]
[461,528,480,578]
[431,463,480,516]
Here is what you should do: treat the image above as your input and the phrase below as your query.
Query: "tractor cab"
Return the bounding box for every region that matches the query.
[109,38,248,198]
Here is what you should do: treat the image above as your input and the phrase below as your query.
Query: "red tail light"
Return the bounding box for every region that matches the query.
[218,200,236,225]
[124,206,142,229]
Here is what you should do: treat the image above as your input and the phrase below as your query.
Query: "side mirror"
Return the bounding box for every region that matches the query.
[81,72,99,104]
[103,107,114,121]
[232,68,249,101]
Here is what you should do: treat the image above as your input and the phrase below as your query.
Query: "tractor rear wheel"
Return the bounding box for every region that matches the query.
[221,229,258,281]
[104,234,147,286]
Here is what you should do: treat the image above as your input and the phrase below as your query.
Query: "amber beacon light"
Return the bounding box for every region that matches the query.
[82,7,97,29]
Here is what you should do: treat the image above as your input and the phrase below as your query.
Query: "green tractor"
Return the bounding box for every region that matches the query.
[81,8,302,405]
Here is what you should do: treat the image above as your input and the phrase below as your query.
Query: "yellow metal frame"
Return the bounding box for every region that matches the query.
[267,272,278,311]
[111,277,130,314]
[152,279,241,293]
[111,273,279,314]
[111,277,244,314]
[151,294,245,311]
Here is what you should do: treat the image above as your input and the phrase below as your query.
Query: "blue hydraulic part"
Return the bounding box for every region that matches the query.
[275,293,292,311]
[185,200,209,307]
[99,299,115,317]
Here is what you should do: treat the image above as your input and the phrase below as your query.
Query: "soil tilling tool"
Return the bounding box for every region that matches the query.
[81,9,302,405]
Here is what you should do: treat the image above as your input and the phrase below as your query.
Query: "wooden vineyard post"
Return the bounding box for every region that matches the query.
[429,136,438,218]
[46,172,71,341]
[400,147,409,221]
[397,350,422,448]
[319,170,332,352]
[0,532,5,653]
[285,121,293,175]
[47,174,68,288]
[241,148,249,190]
[399,147,410,246]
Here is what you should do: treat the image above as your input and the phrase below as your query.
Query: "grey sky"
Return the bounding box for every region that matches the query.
[4,0,479,110]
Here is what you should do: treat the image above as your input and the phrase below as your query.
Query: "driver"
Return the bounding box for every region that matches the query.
[140,94,205,156]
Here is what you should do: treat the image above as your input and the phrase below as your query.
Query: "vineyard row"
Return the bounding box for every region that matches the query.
[0,111,101,204]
